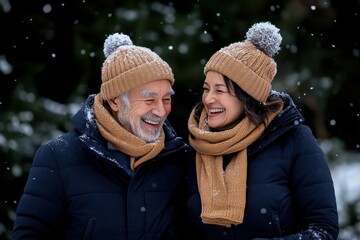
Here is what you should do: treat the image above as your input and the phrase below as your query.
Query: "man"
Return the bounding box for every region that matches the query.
[12,33,188,240]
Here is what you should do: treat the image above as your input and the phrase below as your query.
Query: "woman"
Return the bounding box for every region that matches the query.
[185,22,339,240]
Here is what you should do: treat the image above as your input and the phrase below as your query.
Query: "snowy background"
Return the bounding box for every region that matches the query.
[331,158,360,239]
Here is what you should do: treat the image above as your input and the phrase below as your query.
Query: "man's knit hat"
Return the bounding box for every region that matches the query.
[204,22,282,102]
[101,33,174,100]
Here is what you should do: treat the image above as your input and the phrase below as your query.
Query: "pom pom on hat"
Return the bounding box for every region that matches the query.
[103,33,133,58]
[100,33,174,100]
[204,21,282,102]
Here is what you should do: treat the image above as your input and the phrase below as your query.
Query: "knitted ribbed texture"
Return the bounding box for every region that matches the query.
[197,151,247,227]
[188,104,283,227]
[93,94,165,170]
[101,45,174,100]
[204,42,276,102]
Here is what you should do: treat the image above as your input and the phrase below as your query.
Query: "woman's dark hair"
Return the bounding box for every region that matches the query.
[223,75,283,126]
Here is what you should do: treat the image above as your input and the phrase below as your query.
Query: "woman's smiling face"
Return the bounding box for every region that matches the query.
[202,71,243,130]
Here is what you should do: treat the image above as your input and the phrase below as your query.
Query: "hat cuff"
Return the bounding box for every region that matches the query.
[204,51,271,102]
[101,61,174,100]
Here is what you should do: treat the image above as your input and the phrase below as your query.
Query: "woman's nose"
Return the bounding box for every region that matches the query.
[203,92,215,104]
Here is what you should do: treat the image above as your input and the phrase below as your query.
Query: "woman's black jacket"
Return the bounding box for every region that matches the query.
[184,92,339,240]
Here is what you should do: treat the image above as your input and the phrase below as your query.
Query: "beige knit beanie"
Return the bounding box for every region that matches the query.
[101,33,174,100]
[204,22,282,102]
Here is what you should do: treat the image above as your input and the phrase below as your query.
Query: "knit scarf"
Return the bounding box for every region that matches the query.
[93,93,165,171]
[188,105,282,227]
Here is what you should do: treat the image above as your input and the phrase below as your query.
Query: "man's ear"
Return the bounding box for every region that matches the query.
[107,97,121,112]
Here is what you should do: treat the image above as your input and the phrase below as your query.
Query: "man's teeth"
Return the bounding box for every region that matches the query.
[144,119,159,124]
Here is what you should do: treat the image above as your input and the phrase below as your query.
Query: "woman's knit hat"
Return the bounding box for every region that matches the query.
[204,21,282,102]
[101,33,174,100]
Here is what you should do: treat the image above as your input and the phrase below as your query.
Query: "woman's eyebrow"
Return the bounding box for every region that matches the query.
[203,81,226,88]
[203,83,226,88]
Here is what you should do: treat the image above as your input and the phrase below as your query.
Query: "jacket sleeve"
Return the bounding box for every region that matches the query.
[12,142,66,239]
[281,125,339,240]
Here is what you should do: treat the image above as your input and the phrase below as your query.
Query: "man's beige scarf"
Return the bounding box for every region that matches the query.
[93,93,165,171]
[188,105,282,227]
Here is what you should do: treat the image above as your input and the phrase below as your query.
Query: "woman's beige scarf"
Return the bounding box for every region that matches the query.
[93,93,165,171]
[188,105,282,227]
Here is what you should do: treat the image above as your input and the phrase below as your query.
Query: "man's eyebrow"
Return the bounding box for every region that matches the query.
[168,88,175,96]
[140,88,175,98]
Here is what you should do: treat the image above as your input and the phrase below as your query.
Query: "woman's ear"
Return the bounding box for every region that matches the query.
[107,97,121,112]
